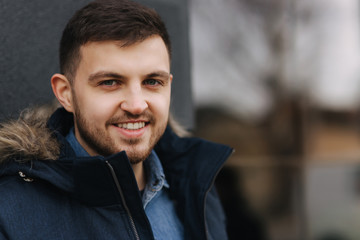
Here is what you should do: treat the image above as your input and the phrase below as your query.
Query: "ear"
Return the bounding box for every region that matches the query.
[51,73,74,113]
[169,74,173,84]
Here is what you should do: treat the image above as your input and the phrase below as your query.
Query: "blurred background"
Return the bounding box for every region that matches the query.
[1,0,360,239]
[190,0,360,239]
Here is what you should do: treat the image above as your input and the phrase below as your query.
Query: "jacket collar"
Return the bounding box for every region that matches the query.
[47,107,233,203]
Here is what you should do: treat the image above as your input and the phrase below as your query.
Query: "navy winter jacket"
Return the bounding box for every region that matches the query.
[0,108,232,239]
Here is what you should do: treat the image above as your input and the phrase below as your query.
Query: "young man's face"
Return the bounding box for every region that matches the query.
[70,36,172,163]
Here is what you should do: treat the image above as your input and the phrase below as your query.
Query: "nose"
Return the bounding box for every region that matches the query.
[120,84,148,115]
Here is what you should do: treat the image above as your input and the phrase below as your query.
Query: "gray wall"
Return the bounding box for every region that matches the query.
[0,0,194,129]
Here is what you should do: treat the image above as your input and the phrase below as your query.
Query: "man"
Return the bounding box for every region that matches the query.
[0,0,232,239]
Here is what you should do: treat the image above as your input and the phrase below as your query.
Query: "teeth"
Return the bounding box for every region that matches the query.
[118,122,145,130]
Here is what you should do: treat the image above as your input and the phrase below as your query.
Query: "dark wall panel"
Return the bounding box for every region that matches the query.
[0,0,92,118]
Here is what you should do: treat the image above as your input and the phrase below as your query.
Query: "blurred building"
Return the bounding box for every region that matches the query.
[190,0,360,239]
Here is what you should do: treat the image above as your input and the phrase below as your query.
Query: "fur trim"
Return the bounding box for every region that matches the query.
[0,104,60,164]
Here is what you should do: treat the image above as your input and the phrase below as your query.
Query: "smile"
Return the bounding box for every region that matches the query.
[116,122,146,130]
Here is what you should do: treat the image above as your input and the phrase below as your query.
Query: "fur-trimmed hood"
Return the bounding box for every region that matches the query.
[0,105,60,164]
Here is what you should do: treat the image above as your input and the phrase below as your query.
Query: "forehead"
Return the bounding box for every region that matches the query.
[76,36,170,78]
[80,35,170,59]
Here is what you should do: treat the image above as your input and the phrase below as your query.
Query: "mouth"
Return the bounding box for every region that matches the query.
[114,121,149,130]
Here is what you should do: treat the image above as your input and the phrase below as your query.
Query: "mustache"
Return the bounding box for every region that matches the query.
[106,111,154,125]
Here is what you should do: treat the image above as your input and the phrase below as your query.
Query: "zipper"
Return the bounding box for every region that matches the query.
[106,161,140,240]
[203,148,234,240]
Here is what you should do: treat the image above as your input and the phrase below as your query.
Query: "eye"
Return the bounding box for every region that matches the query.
[144,79,162,86]
[100,80,118,86]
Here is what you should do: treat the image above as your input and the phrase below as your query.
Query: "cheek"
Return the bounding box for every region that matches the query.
[75,90,118,121]
[149,94,171,120]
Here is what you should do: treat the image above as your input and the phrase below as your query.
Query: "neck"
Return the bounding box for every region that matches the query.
[132,162,146,191]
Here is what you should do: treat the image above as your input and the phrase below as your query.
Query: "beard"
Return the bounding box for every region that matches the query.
[72,97,166,164]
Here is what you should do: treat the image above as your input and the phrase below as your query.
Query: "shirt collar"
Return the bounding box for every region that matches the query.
[65,127,90,157]
[144,150,169,190]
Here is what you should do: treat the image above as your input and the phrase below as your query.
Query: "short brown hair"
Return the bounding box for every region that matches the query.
[59,0,171,82]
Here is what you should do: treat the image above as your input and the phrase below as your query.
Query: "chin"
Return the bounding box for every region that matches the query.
[127,152,151,164]
[121,145,152,164]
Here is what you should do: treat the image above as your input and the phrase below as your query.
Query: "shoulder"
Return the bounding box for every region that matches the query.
[0,174,72,225]
[0,176,36,227]
[0,175,72,238]
[0,175,67,218]
[0,175,43,209]
[0,175,29,201]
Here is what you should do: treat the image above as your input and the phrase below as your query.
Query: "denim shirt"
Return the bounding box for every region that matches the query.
[66,128,184,240]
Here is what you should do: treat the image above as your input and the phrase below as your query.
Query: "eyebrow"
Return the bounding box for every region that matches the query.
[88,70,171,83]
[88,71,125,83]
[146,71,171,80]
